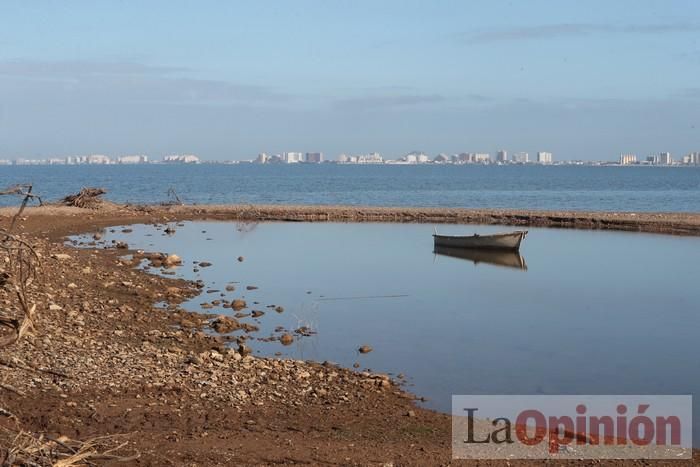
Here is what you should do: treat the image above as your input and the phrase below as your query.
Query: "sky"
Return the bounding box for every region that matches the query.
[0,0,699,161]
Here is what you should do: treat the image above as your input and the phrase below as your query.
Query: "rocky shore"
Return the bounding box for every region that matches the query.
[1,202,698,465]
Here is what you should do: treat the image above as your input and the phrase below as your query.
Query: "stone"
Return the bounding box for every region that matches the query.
[358,345,373,354]
[231,299,247,311]
[210,315,240,333]
[251,310,264,318]
[274,306,284,313]
[279,333,294,346]
[185,354,203,365]
[246,285,258,290]
[115,241,128,249]
[199,261,212,267]
[237,256,244,262]
[163,254,182,266]
[225,284,236,292]
[51,253,71,261]
[237,343,252,356]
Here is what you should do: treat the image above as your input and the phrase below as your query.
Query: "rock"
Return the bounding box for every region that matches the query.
[358,345,373,354]
[407,410,416,418]
[231,299,247,311]
[185,354,203,365]
[210,315,240,333]
[353,362,360,368]
[51,253,71,261]
[237,256,244,262]
[274,306,284,313]
[237,343,251,356]
[163,254,182,266]
[251,310,264,318]
[225,284,236,291]
[164,226,176,234]
[49,304,62,311]
[279,333,294,345]
[67,283,78,289]
[92,232,103,240]
[115,241,128,249]
[246,285,258,290]
[199,261,212,267]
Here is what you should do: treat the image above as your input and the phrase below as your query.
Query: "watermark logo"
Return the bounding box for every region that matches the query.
[452,395,692,459]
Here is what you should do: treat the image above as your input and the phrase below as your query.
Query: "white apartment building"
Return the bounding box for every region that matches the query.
[658,152,672,165]
[87,154,111,164]
[619,154,637,165]
[537,152,553,164]
[118,155,148,164]
[282,152,303,163]
[512,152,529,163]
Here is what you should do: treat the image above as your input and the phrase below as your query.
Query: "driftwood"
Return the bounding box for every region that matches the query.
[61,187,107,209]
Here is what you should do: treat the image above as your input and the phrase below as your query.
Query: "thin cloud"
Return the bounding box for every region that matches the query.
[0,59,190,76]
[464,23,700,44]
[332,94,446,111]
[0,59,290,105]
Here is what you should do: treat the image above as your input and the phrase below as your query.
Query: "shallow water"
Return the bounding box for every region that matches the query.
[71,222,700,436]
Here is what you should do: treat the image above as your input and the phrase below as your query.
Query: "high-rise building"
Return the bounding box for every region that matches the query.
[472,153,491,163]
[658,152,672,165]
[305,152,323,163]
[118,155,148,164]
[282,152,303,163]
[496,150,508,163]
[255,152,268,164]
[512,152,529,163]
[537,152,553,164]
[619,154,637,165]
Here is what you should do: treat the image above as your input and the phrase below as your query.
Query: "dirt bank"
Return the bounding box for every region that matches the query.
[2,203,700,237]
[1,203,697,465]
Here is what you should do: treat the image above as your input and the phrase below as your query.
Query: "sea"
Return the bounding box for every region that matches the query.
[1,164,699,212]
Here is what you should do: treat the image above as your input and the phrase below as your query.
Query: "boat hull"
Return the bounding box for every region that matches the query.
[432,231,527,251]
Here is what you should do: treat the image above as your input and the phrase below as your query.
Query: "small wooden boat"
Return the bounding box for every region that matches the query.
[433,230,527,251]
[433,246,527,270]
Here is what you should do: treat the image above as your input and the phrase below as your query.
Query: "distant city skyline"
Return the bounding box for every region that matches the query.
[1,1,699,160]
[3,149,699,167]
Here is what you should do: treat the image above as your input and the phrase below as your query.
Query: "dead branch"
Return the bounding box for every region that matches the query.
[161,187,184,206]
[0,428,140,467]
[61,187,107,209]
[0,185,41,349]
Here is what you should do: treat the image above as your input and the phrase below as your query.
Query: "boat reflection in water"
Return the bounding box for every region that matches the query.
[433,246,528,271]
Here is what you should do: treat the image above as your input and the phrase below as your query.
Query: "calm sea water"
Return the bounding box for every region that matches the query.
[70,221,700,440]
[3,164,700,212]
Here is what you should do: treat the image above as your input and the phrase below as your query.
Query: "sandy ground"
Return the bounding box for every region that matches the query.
[0,202,698,466]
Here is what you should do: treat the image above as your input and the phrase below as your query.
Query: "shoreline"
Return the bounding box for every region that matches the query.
[3,202,700,237]
[2,203,699,465]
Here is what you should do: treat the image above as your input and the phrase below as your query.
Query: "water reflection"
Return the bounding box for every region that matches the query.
[433,246,528,270]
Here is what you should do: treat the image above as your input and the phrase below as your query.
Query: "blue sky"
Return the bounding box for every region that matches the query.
[1,0,699,160]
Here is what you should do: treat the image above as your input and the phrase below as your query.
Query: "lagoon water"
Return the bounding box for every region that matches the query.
[4,163,700,212]
[71,221,700,437]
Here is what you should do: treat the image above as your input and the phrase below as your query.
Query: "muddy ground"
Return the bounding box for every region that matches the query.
[0,202,697,466]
